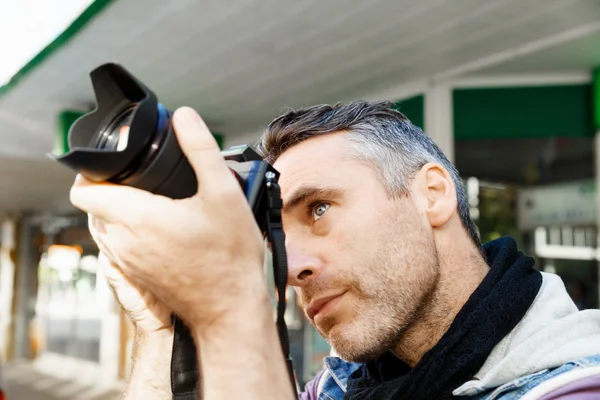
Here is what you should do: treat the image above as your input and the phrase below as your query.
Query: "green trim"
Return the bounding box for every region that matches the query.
[593,67,600,131]
[395,95,425,129]
[56,110,87,155]
[212,133,225,150]
[453,85,593,140]
[0,0,117,98]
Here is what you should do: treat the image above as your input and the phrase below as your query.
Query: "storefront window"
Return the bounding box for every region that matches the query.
[36,245,102,362]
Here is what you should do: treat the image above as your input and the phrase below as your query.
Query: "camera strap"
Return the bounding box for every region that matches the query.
[265,172,296,392]
[170,173,295,399]
[170,316,201,399]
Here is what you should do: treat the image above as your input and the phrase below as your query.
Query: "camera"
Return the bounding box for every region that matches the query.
[51,63,294,398]
[52,62,277,232]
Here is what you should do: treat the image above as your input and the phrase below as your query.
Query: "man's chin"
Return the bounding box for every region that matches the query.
[327,324,388,363]
[331,344,386,363]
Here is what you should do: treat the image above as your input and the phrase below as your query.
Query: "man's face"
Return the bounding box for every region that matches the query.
[274,132,440,362]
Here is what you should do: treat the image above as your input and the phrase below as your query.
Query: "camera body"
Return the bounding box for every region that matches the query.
[53,63,276,231]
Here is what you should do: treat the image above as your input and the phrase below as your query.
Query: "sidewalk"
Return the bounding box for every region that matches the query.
[3,359,124,400]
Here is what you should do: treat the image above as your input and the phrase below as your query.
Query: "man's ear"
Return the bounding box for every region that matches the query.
[415,163,457,228]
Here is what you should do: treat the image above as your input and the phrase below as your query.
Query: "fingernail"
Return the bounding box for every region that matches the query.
[175,107,201,127]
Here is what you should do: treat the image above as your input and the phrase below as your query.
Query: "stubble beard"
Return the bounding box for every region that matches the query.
[318,226,440,363]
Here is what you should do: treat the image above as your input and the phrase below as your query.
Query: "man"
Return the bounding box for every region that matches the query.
[71,102,600,399]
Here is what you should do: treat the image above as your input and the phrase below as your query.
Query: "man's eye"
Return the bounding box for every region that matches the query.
[311,203,330,221]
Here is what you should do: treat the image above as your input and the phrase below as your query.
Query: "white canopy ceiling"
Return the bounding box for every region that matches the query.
[1,0,599,214]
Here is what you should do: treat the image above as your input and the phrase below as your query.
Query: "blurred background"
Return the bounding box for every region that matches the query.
[1,0,600,398]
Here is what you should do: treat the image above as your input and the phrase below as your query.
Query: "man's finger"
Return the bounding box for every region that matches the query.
[70,175,158,223]
[172,107,238,197]
[98,252,125,284]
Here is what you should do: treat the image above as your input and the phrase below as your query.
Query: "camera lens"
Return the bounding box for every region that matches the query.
[94,106,135,151]
[51,63,197,194]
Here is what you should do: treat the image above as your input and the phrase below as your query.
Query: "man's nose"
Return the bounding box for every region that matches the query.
[286,239,323,287]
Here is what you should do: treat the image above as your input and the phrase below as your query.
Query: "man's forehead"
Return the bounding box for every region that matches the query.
[273,133,353,195]
[273,132,365,203]
[273,132,350,172]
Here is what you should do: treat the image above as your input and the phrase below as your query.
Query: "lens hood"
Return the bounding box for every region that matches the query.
[52,63,159,181]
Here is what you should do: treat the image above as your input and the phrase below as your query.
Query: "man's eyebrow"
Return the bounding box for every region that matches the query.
[282,185,344,212]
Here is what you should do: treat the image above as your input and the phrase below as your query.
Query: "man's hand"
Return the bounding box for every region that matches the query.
[95,249,172,335]
[71,106,266,330]
[94,236,174,400]
[70,107,295,399]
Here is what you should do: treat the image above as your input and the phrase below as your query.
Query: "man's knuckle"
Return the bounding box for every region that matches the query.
[69,186,80,207]
[187,139,218,154]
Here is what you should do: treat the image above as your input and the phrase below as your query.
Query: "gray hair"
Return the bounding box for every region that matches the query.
[255,100,481,250]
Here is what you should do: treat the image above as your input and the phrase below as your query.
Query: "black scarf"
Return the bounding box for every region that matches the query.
[344,236,542,400]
